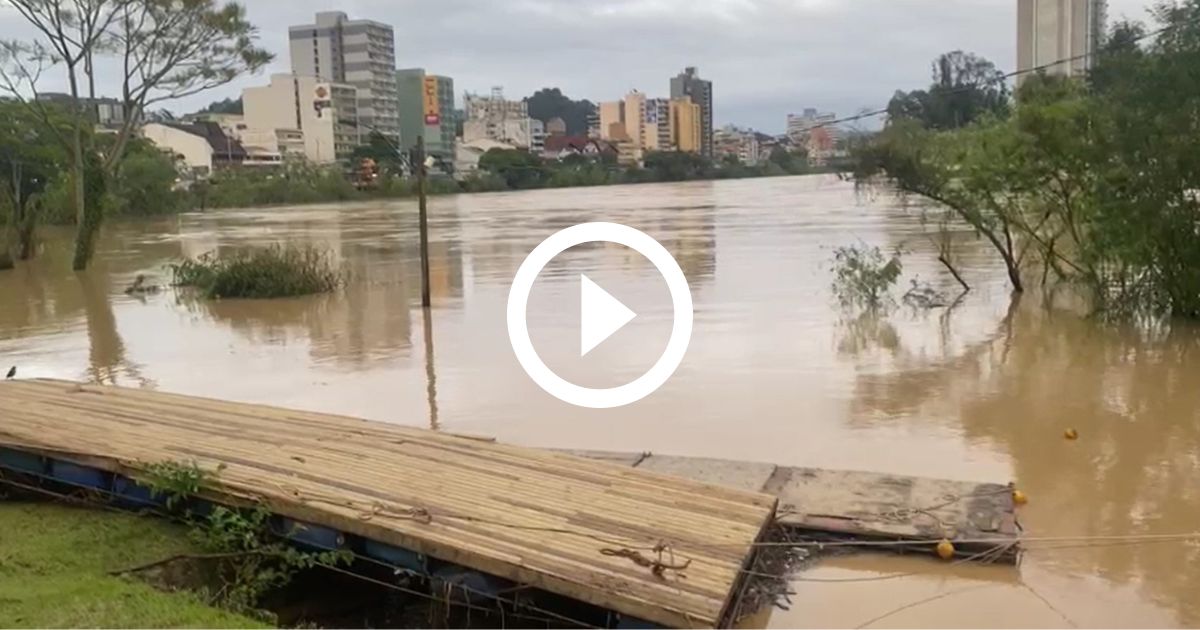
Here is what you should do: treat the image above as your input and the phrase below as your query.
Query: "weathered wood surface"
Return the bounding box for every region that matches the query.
[0,380,777,628]
[566,453,1020,562]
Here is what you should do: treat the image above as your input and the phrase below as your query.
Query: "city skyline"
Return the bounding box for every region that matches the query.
[0,0,1153,133]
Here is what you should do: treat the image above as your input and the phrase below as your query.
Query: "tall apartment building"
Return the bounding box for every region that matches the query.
[242,74,360,164]
[1017,0,1107,82]
[623,90,646,149]
[642,98,673,151]
[669,98,702,154]
[289,12,399,141]
[670,67,713,157]
[396,68,456,163]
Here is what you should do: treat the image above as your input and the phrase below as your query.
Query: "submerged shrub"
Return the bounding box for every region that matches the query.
[170,244,341,299]
[831,243,903,310]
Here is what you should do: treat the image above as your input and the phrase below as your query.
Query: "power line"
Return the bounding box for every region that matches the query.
[804,12,1200,132]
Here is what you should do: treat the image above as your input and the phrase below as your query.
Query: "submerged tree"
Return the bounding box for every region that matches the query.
[859,1,1200,317]
[0,0,270,270]
[0,0,128,270]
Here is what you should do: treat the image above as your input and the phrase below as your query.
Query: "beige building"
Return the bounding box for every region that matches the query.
[670,98,702,154]
[1017,0,1107,82]
[623,90,646,149]
[242,74,360,164]
[289,12,399,141]
[598,100,625,140]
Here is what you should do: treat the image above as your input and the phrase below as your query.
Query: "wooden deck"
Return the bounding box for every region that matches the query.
[0,380,777,628]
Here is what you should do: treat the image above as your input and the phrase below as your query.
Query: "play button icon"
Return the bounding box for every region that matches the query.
[579,275,636,356]
[507,222,694,409]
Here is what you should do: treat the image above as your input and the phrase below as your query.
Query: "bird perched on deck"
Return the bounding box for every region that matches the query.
[5,366,15,380]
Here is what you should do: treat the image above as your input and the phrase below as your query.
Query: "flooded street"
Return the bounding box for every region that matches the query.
[1,175,1198,627]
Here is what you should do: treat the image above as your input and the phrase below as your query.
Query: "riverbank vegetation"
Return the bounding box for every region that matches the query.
[0,502,263,627]
[171,245,341,299]
[855,1,1200,319]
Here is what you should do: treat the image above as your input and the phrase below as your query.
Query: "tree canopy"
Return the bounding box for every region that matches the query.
[0,0,270,269]
[858,1,1200,318]
[526,88,596,136]
[886,51,1010,130]
[196,97,244,116]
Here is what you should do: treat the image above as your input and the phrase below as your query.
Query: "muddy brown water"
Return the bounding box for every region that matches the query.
[1,175,1198,628]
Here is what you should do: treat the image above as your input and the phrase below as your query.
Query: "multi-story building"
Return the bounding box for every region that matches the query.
[1017,0,1107,82]
[670,67,713,157]
[289,11,399,142]
[242,74,360,164]
[786,108,842,164]
[642,98,673,152]
[714,125,762,165]
[669,98,702,154]
[396,68,456,164]
[622,90,647,150]
[598,100,625,140]
[462,88,543,153]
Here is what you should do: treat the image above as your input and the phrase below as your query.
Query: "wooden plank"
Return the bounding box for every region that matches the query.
[0,380,777,628]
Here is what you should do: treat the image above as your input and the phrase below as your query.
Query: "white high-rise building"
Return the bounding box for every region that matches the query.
[289,12,399,141]
[1017,0,1107,82]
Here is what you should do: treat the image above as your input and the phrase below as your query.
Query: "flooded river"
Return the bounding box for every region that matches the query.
[1,175,1198,627]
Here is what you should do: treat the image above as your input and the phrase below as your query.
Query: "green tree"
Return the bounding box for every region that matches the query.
[886,51,1010,130]
[643,151,712,181]
[195,97,243,115]
[478,148,546,189]
[527,88,596,136]
[859,0,1200,317]
[0,0,270,270]
[0,100,68,260]
[0,0,126,270]
[768,146,805,174]
[107,138,182,216]
[350,131,405,175]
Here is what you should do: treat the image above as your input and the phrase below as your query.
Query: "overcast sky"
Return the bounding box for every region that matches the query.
[0,0,1155,133]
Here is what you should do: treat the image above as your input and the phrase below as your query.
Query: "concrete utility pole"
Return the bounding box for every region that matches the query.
[415,135,432,309]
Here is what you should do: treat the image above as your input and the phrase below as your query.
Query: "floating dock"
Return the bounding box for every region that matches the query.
[0,380,776,628]
[560,452,1020,563]
[0,379,1021,627]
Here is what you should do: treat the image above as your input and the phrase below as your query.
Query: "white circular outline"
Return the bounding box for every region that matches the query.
[506,222,694,409]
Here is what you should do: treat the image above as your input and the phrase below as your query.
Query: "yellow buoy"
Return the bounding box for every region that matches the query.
[936,539,955,561]
[1064,428,1079,440]
[1012,489,1028,506]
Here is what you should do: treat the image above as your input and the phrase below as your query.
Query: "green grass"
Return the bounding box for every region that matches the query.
[0,502,267,628]
[170,244,341,299]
